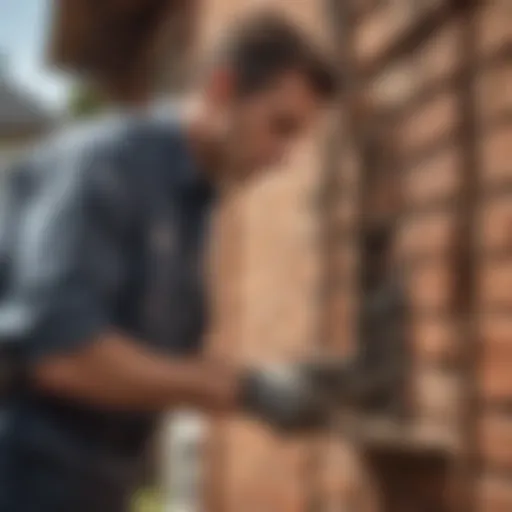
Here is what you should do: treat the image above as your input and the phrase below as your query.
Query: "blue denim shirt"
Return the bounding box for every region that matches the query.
[0,113,216,511]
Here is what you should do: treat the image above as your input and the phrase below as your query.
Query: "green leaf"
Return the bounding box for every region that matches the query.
[68,84,104,119]
[131,487,164,512]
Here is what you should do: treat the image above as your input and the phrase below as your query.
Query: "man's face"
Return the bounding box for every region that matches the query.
[222,71,322,180]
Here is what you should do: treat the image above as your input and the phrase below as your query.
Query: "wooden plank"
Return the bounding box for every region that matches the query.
[340,414,459,455]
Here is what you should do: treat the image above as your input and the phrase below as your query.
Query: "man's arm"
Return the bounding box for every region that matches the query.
[10,135,339,430]
[32,331,239,413]
[8,139,239,413]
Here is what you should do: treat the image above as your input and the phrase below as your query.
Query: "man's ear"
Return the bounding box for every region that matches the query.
[206,67,236,106]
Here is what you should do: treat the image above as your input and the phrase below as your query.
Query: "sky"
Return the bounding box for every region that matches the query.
[0,0,71,111]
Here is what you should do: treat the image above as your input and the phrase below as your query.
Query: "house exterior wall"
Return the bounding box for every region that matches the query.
[46,0,511,509]
[474,1,512,510]
[187,0,511,510]
[199,2,334,511]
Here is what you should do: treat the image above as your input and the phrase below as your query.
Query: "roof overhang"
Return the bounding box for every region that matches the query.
[48,0,197,98]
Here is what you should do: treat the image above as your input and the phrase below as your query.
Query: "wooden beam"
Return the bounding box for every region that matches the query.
[47,0,92,69]
[48,0,195,103]
[47,0,174,74]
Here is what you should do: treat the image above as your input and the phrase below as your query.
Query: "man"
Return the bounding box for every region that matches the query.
[0,13,341,512]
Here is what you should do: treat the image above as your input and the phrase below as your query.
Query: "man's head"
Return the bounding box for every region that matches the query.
[200,13,338,180]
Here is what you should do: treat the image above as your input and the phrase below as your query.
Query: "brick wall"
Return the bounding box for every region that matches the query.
[202,0,512,511]
[474,1,512,510]
[202,1,332,510]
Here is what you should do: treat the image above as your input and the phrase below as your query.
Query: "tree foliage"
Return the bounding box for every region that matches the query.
[68,83,104,118]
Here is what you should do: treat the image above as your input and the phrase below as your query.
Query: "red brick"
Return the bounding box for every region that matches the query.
[355,3,409,64]
[479,196,512,253]
[482,314,512,360]
[477,64,512,123]
[403,149,461,207]
[481,126,512,187]
[478,475,512,512]
[479,259,512,310]
[480,315,512,401]
[406,259,457,313]
[480,412,512,470]
[414,368,459,425]
[396,211,458,261]
[202,3,512,511]
[477,0,512,56]
[410,316,459,365]
[481,363,512,402]
[396,93,459,157]
[368,61,417,108]
[416,19,462,84]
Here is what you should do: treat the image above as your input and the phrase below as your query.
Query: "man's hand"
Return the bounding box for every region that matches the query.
[299,357,360,404]
[32,332,242,414]
[238,362,341,432]
[237,357,361,432]
[32,330,352,433]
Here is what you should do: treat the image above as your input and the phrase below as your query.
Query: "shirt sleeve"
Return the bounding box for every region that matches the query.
[8,141,135,362]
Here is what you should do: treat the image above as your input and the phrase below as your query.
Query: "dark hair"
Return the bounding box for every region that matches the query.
[218,13,339,100]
